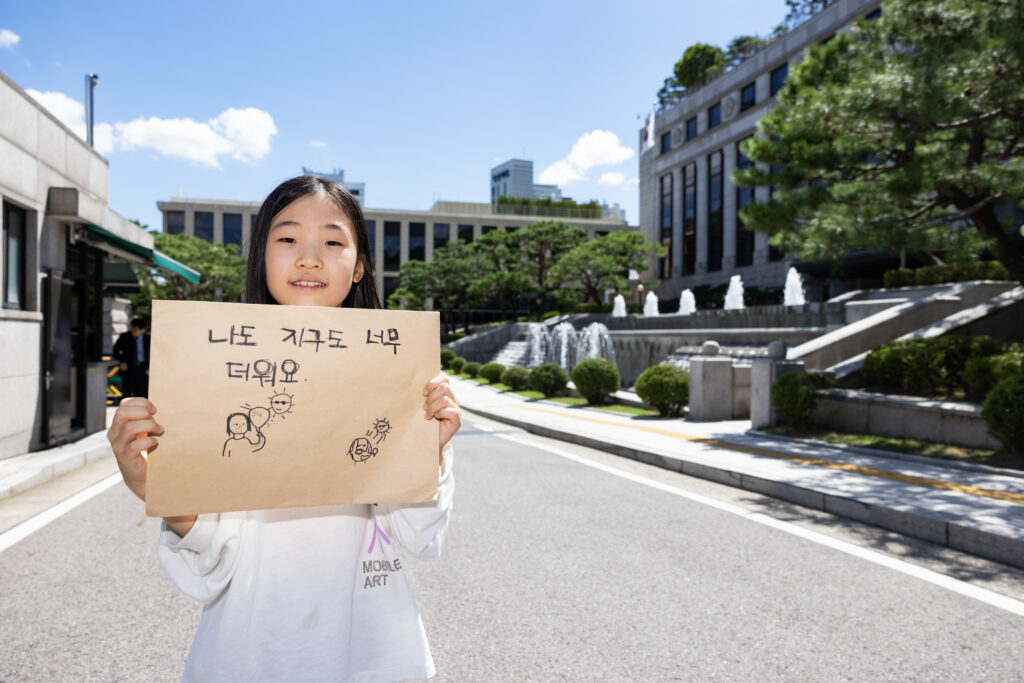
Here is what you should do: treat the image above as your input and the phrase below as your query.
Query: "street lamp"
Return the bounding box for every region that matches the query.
[84,74,98,147]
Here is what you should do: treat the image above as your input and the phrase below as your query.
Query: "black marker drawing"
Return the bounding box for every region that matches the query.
[269,391,295,420]
[222,392,298,457]
[349,437,378,463]
[367,417,391,444]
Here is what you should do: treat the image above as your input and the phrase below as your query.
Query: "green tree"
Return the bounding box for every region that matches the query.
[725,35,767,67]
[466,230,531,320]
[658,43,727,105]
[386,259,431,311]
[427,240,485,335]
[734,0,1024,284]
[783,0,836,28]
[517,221,587,317]
[129,231,246,320]
[550,231,663,304]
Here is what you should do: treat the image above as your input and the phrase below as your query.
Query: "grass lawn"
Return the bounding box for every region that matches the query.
[763,427,1023,471]
[548,396,660,417]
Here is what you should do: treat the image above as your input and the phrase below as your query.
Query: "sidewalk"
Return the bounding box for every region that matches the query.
[452,377,1024,571]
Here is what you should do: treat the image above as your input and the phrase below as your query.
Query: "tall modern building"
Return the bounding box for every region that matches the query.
[639,0,882,300]
[490,159,562,204]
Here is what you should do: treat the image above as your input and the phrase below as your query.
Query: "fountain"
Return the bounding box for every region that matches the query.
[525,323,553,367]
[551,321,577,370]
[678,289,696,316]
[643,291,660,316]
[576,322,616,369]
[611,294,627,317]
[724,275,745,310]
[783,267,806,306]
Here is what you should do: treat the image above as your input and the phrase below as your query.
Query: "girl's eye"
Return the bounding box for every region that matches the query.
[326,240,343,247]
[277,237,296,243]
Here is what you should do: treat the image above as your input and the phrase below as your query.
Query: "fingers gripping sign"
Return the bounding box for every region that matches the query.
[106,397,164,502]
[422,374,461,462]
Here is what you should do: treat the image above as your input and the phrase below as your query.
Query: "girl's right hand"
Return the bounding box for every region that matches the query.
[106,397,164,502]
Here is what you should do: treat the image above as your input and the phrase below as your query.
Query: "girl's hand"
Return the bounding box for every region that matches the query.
[106,397,164,502]
[422,374,461,459]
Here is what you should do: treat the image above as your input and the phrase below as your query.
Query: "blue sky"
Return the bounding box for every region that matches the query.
[1,0,789,230]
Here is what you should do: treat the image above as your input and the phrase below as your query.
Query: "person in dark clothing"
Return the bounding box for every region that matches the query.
[113,318,151,398]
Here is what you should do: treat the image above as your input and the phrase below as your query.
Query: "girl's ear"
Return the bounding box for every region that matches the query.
[353,260,365,283]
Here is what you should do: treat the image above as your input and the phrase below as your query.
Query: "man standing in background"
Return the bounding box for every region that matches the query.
[113,318,150,398]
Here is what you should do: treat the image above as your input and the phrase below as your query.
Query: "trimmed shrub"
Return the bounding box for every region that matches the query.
[771,371,834,430]
[965,348,1024,397]
[441,332,467,344]
[541,310,561,321]
[577,302,613,314]
[883,268,916,288]
[463,361,481,378]
[479,362,506,384]
[572,358,620,405]
[529,363,569,397]
[500,366,531,391]
[882,261,1009,288]
[861,336,1005,395]
[635,364,689,416]
[440,349,456,369]
[449,356,467,374]
[982,374,1024,454]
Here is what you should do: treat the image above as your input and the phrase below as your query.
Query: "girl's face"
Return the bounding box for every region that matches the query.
[265,192,364,307]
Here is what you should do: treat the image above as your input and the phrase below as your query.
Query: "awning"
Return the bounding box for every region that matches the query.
[85,224,201,284]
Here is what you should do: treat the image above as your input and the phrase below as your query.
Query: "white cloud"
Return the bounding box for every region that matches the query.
[538,129,634,186]
[309,140,327,148]
[0,29,19,49]
[598,172,626,186]
[25,89,276,167]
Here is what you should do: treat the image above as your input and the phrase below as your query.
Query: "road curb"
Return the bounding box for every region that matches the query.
[461,403,1024,570]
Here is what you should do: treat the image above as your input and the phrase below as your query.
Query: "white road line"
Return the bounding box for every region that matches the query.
[498,433,1024,618]
[0,473,123,554]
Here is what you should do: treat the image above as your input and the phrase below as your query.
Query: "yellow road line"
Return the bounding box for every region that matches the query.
[500,404,1024,506]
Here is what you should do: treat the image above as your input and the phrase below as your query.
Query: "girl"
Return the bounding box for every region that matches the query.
[107,176,460,682]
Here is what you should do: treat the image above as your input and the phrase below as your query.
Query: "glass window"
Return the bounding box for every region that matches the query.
[3,201,26,309]
[458,224,474,244]
[682,163,696,276]
[659,173,673,279]
[740,82,756,112]
[707,150,723,272]
[482,225,496,234]
[708,103,721,129]
[735,139,755,268]
[433,223,449,250]
[771,64,788,97]
[660,132,671,154]
[865,8,882,20]
[384,221,401,272]
[383,276,398,304]
[365,219,376,265]
[686,116,697,141]
[166,210,185,235]
[506,226,519,233]
[223,213,242,250]
[409,222,425,261]
[194,212,213,242]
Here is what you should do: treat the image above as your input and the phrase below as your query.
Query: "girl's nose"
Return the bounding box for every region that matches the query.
[296,243,323,269]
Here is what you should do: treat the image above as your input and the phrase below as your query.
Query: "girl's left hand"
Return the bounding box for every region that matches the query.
[422,374,461,456]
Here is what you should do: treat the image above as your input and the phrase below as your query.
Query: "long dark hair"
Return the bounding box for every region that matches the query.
[244,175,381,308]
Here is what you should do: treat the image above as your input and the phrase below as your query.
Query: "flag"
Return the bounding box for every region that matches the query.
[640,110,655,152]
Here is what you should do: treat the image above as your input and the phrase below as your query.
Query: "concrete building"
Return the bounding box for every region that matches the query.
[0,71,198,458]
[490,159,563,203]
[301,167,365,206]
[638,0,882,300]
[157,195,633,304]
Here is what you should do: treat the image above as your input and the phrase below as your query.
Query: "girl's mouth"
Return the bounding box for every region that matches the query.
[291,280,326,289]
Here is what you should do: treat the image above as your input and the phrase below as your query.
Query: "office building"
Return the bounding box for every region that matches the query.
[301,167,365,206]
[490,159,563,204]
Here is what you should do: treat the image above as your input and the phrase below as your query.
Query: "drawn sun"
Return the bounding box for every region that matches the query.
[369,417,391,443]
[269,391,295,417]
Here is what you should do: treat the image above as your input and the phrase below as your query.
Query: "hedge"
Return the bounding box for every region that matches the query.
[571,358,620,405]
[440,349,456,369]
[529,363,569,397]
[635,364,689,416]
[771,371,834,430]
[479,362,506,384]
[500,366,531,391]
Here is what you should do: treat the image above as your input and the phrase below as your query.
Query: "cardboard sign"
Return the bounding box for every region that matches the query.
[145,300,440,517]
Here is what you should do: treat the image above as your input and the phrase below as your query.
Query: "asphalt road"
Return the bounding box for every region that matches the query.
[1,415,1023,681]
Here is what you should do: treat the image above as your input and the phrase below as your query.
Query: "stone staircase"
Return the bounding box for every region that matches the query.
[491,340,530,367]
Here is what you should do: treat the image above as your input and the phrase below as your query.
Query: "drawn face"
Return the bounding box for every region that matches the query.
[265,192,364,308]
[227,413,249,436]
[348,437,376,462]
[270,392,294,415]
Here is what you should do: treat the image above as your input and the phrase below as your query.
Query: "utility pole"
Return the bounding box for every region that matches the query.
[84,74,98,147]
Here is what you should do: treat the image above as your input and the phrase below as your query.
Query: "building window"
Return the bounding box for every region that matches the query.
[433,223,449,250]
[383,276,398,304]
[707,150,723,272]
[708,102,721,129]
[660,132,672,154]
[735,139,755,268]
[865,8,882,20]
[771,64,788,97]
[482,225,496,234]
[384,221,401,271]
[458,224,474,244]
[166,210,185,235]
[505,226,519,233]
[409,222,425,261]
[682,163,696,276]
[223,213,242,250]
[686,116,697,141]
[365,219,375,265]
[659,173,673,279]
[740,82,756,112]
[3,201,27,310]
[195,212,213,242]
